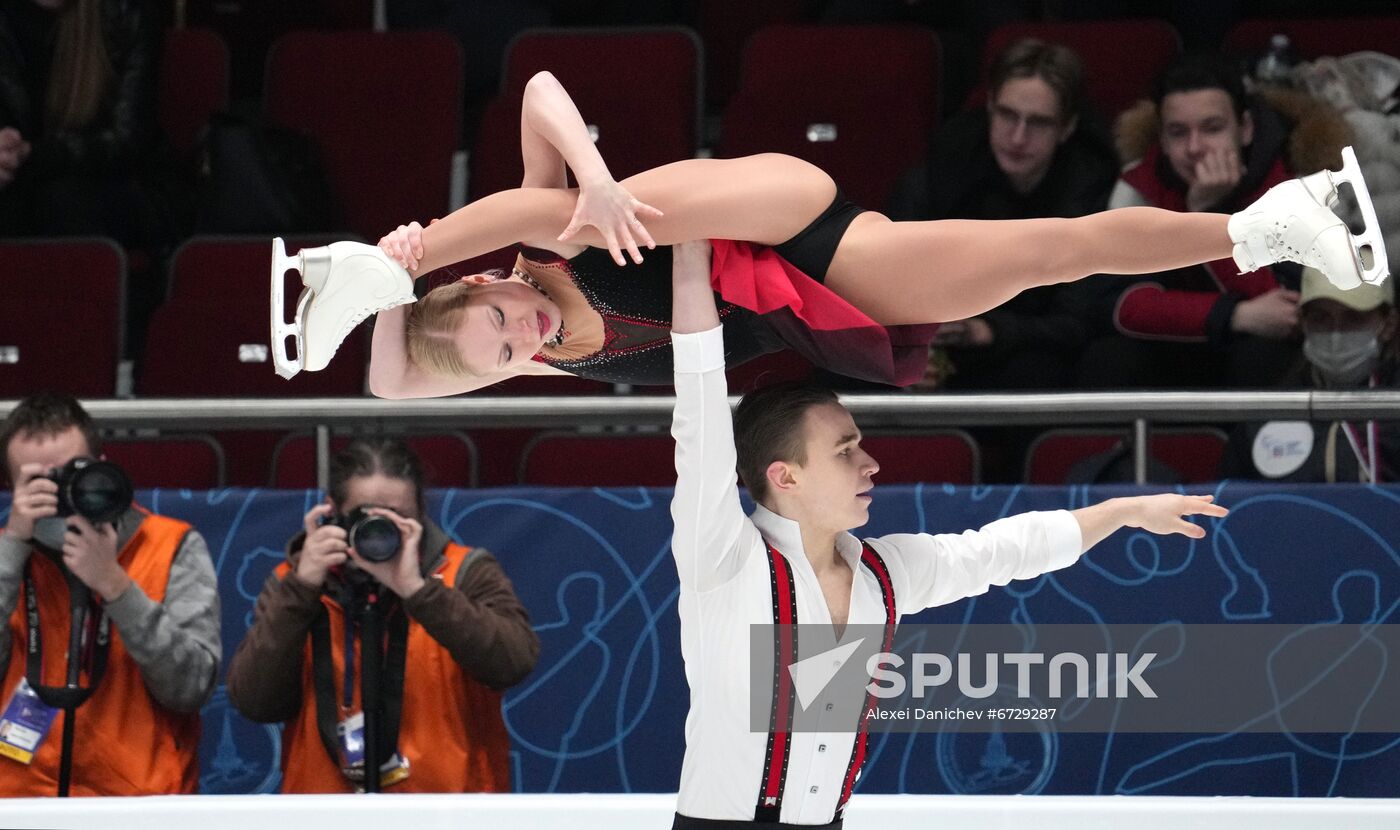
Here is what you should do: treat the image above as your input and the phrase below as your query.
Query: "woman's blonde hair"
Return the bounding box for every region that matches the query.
[47,0,114,133]
[406,276,503,378]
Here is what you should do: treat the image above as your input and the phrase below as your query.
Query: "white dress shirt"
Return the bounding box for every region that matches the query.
[669,326,1084,824]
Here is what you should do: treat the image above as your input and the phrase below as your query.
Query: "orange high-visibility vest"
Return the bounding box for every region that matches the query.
[276,542,510,793]
[0,512,200,796]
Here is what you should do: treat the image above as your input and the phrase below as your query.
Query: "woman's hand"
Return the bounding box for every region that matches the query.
[379,220,430,271]
[558,176,663,266]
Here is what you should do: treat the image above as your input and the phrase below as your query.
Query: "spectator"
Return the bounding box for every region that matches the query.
[0,392,220,795]
[887,37,1118,392]
[227,436,538,793]
[1077,54,1351,389]
[1222,268,1399,482]
[0,0,175,245]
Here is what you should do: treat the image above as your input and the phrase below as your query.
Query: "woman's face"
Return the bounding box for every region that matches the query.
[453,278,563,375]
[339,473,419,520]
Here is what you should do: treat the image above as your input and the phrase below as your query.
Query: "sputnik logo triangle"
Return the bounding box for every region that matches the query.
[787,637,867,711]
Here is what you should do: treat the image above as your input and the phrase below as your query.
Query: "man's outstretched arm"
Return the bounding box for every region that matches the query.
[669,240,758,592]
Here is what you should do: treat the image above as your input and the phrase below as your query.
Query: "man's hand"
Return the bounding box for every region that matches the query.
[294,503,348,589]
[1186,148,1244,212]
[558,175,663,266]
[4,463,57,541]
[62,516,129,600]
[1120,494,1229,538]
[344,509,425,599]
[1231,288,1300,339]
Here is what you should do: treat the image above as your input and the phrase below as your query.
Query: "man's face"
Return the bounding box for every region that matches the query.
[787,403,879,532]
[987,76,1072,191]
[1159,88,1253,186]
[337,473,420,521]
[5,426,92,488]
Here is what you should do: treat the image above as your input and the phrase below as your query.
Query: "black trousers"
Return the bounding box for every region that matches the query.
[672,815,842,830]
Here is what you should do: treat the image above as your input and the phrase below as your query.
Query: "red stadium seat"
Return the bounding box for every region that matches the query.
[264,31,463,240]
[470,27,702,200]
[1025,427,1227,484]
[862,431,981,485]
[972,20,1182,117]
[142,236,367,487]
[697,0,811,112]
[102,434,226,489]
[186,0,374,99]
[0,238,125,398]
[518,431,675,486]
[719,25,941,209]
[1224,17,1400,61]
[270,431,479,489]
[143,235,365,396]
[159,28,230,156]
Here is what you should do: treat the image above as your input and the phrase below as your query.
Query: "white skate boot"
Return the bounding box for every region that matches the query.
[270,238,417,379]
[1228,146,1389,290]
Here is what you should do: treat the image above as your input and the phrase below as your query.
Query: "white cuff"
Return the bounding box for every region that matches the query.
[1044,509,1085,568]
[671,326,727,374]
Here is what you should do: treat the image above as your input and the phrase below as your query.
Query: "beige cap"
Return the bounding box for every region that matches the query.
[1299,267,1394,311]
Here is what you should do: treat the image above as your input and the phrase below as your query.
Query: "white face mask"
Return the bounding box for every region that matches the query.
[1303,329,1381,386]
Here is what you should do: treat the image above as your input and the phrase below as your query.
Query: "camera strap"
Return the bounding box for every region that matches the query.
[23,565,110,711]
[309,596,409,784]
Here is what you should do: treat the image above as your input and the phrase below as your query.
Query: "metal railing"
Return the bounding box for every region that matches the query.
[4,391,1398,487]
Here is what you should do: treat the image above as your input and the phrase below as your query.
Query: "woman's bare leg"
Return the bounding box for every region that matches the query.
[617,153,838,247]
[826,208,1234,325]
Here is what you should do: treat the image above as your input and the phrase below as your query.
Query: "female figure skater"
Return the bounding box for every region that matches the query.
[270,72,1384,397]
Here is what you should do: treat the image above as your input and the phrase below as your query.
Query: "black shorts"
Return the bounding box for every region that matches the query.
[771,191,866,284]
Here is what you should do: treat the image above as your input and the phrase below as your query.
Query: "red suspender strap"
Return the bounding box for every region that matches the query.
[836,543,897,819]
[754,542,799,822]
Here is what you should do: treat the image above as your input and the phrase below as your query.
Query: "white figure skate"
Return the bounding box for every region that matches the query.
[1228,146,1389,290]
[270,238,417,379]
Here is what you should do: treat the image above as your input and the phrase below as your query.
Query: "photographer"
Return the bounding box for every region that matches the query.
[0,393,220,796]
[226,437,538,793]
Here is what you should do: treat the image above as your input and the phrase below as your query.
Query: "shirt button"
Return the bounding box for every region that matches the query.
[826,703,834,711]
[810,786,819,794]
[818,744,827,752]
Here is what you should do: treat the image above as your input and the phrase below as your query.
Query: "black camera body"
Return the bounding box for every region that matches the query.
[44,458,133,525]
[328,507,402,563]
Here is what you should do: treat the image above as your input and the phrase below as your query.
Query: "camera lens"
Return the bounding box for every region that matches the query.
[67,460,133,525]
[350,515,402,563]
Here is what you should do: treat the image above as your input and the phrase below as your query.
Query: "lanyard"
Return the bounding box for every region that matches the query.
[309,590,409,783]
[23,563,111,710]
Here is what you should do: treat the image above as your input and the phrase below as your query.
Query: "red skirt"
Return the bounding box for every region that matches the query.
[710,239,940,387]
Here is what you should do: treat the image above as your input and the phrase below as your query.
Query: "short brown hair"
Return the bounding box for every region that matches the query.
[733,383,840,503]
[1,393,101,482]
[989,38,1086,122]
